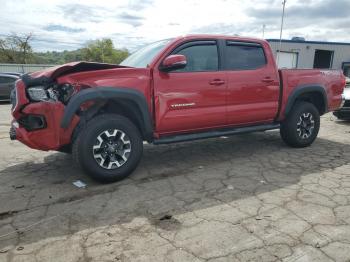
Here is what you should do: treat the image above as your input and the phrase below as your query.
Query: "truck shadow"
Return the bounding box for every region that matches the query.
[0,131,349,249]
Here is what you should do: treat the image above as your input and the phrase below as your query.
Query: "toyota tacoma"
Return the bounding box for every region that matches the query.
[10,35,346,183]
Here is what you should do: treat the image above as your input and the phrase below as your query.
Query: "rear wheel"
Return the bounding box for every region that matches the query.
[280,101,320,148]
[73,114,143,183]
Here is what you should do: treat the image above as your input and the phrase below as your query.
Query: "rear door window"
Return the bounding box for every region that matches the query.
[224,41,266,70]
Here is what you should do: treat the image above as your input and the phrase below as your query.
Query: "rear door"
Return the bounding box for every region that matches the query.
[153,40,227,135]
[224,40,280,125]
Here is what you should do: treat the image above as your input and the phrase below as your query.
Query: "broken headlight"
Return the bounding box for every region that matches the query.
[27,83,76,103]
[27,86,58,102]
[58,84,75,103]
[27,86,49,101]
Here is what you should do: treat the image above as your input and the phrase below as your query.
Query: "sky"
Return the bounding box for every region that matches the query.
[1,0,350,52]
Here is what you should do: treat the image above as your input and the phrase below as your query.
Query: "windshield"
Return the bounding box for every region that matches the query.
[120,39,172,68]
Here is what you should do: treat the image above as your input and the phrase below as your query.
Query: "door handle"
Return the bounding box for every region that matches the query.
[209,79,225,85]
[261,77,274,83]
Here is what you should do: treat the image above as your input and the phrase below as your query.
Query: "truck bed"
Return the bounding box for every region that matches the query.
[277,69,345,120]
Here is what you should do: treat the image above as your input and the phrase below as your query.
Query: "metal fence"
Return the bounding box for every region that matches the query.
[0,63,56,74]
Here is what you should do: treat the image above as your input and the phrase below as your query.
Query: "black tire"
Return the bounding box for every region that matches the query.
[280,101,320,148]
[72,114,143,183]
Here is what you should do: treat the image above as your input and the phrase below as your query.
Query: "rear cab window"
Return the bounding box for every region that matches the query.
[224,41,266,70]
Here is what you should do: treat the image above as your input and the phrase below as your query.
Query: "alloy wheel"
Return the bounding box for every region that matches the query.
[296,112,315,139]
[92,129,131,169]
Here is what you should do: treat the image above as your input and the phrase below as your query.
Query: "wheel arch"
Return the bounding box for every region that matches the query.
[284,85,328,117]
[61,87,154,142]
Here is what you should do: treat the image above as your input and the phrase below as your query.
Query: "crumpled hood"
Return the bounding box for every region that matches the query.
[21,61,127,87]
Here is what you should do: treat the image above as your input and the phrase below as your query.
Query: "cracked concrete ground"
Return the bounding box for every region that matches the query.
[1,103,350,262]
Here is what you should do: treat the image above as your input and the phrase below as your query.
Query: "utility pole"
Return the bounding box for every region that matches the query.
[276,0,287,67]
[262,24,266,38]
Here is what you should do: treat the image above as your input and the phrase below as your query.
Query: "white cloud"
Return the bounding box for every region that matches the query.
[1,0,350,51]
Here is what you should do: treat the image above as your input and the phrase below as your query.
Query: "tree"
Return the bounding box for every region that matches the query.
[81,38,129,64]
[0,33,33,63]
[0,35,129,65]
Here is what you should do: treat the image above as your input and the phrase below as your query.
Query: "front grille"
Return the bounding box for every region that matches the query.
[10,88,17,110]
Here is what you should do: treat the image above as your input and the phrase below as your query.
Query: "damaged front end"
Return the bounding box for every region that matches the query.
[10,80,80,151]
[10,61,124,151]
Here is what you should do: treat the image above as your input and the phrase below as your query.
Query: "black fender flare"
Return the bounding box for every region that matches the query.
[60,87,154,141]
[284,85,328,116]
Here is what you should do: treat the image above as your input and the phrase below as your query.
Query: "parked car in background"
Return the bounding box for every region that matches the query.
[0,73,19,101]
[333,77,350,120]
[3,72,23,77]
[10,35,345,183]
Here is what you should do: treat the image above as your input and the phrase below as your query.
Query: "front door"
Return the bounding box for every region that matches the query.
[153,40,227,135]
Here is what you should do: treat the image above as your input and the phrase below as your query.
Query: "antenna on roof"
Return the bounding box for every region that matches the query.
[262,24,266,38]
[276,0,287,67]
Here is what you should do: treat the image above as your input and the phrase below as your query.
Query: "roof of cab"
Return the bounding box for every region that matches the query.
[175,34,267,44]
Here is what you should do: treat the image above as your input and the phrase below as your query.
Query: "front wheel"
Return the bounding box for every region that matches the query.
[73,114,143,183]
[280,101,320,148]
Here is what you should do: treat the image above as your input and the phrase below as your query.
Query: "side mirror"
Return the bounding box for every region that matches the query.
[160,54,187,72]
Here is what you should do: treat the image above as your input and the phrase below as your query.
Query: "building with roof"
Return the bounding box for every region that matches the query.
[267,38,350,78]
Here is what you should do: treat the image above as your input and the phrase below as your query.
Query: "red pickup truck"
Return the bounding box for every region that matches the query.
[10,35,345,182]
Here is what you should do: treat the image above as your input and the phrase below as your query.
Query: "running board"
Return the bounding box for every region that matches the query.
[153,123,280,145]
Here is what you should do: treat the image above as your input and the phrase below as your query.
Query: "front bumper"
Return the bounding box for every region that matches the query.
[333,88,350,119]
[333,106,350,119]
[333,111,350,119]
[10,81,79,151]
